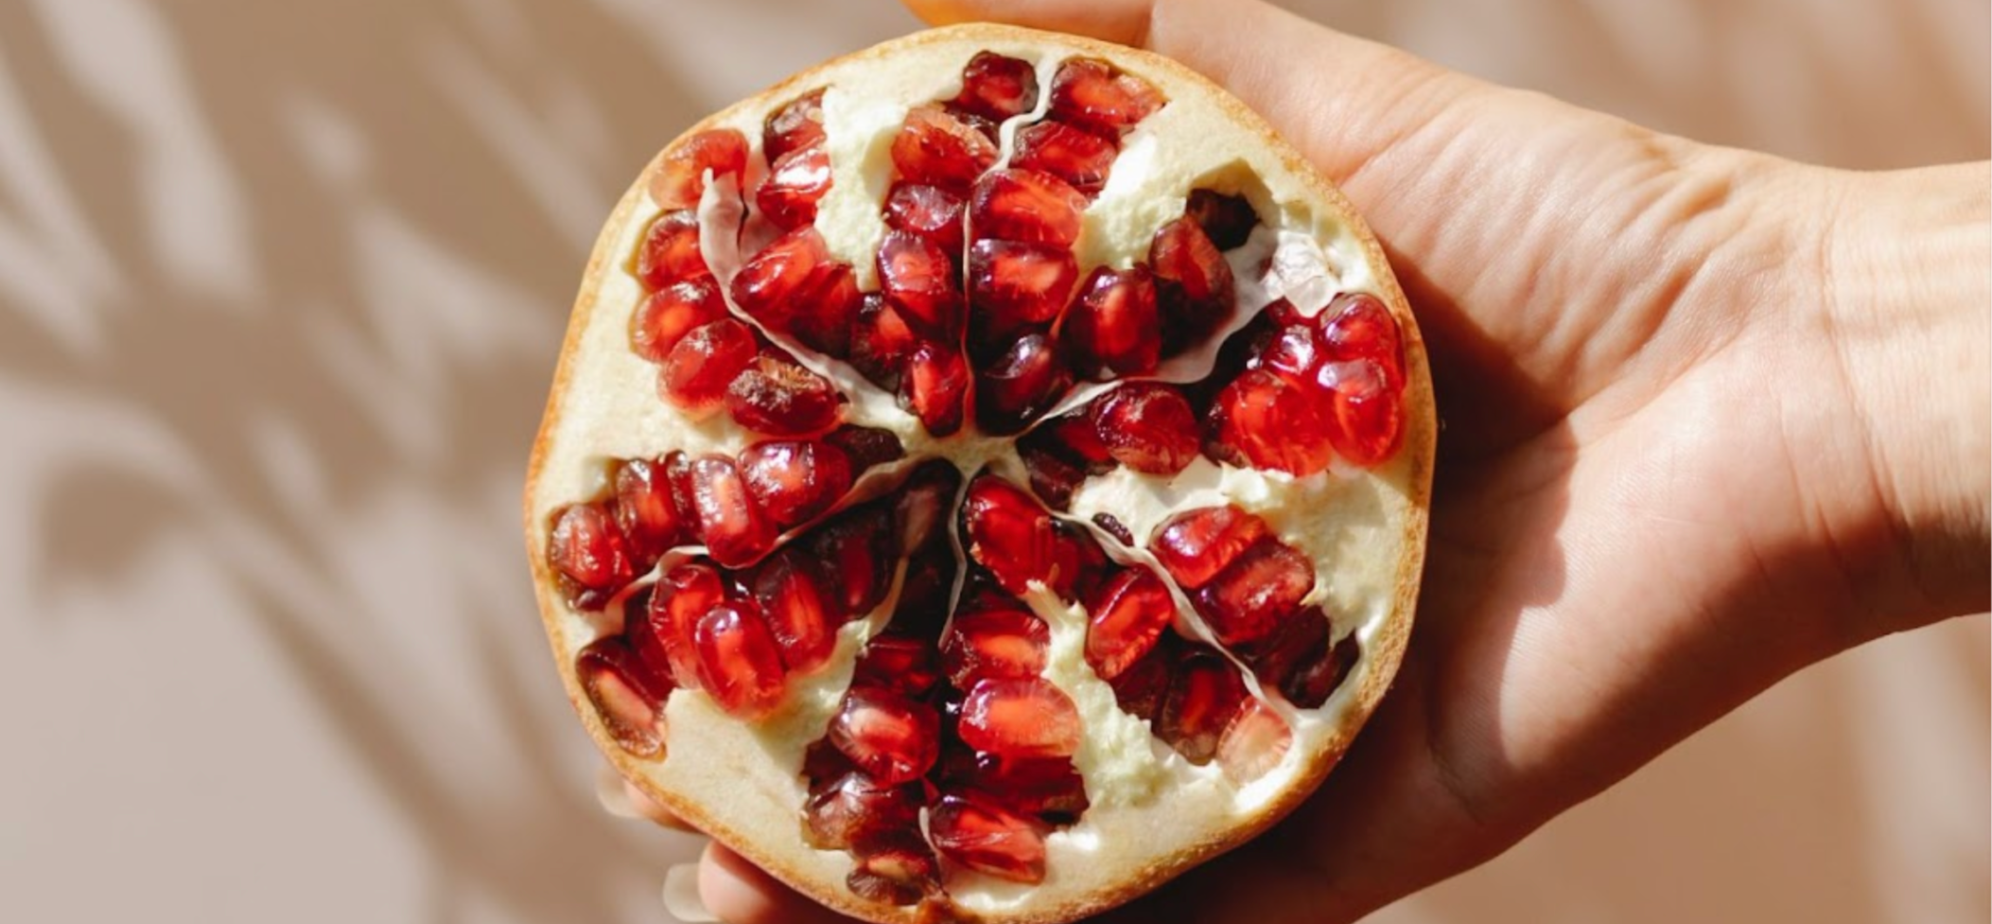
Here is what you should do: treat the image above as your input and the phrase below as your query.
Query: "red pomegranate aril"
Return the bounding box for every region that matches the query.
[947,755,1090,822]
[1011,120,1119,197]
[632,278,726,363]
[738,439,852,529]
[883,182,967,253]
[976,333,1072,434]
[876,230,961,338]
[1254,318,1323,384]
[1156,647,1247,764]
[548,502,634,610]
[661,318,757,414]
[1084,567,1174,681]
[725,354,844,437]
[847,832,939,906]
[1090,382,1198,474]
[1151,215,1236,352]
[650,561,724,689]
[891,105,999,192]
[1109,642,1172,720]
[1045,410,1112,464]
[757,144,833,231]
[1047,520,1108,604]
[1194,538,1315,647]
[1321,358,1405,467]
[900,341,969,437]
[652,128,748,210]
[967,239,1078,338]
[1185,189,1257,250]
[1216,699,1292,783]
[686,454,776,567]
[692,600,788,719]
[828,686,941,785]
[941,602,1050,687]
[1149,505,1270,590]
[577,636,668,758]
[1047,58,1164,136]
[929,793,1050,884]
[807,505,898,617]
[1020,443,1087,512]
[951,51,1039,124]
[1092,512,1134,546]
[634,209,709,290]
[1207,368,1336,476]
[957,677,1082,759]
[894,461,960,554]
[853,632,940,698]
[1062,265,1161,379]
[891,545,956,636]
[730,226,833,326]
[849,294,919,391]
[824,424,906,473]
[962,475,1054,595]
[764,89,826,164]
[785,263,862,359]
[970,168,1086,247]
[803,771,923,851]
[1320,292,1403,379]
[613,457,687,567]
[750,549,842,673]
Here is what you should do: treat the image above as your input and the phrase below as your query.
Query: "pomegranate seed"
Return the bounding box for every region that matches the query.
[876,229,961,338]
[1011,121,1118,196]
[1091,512,1133,546]
[1047,520,1108,604]
[824,424,905,473]
[577,636,668,758]
[929,793,1050,883]
[1321,358,1404,467]
[648,561,724,689]
[1084,567,1174,681]
[652,128,748,210]
[750,549,842,673]
[1217,699,1292,783]
[883,182,967,254]
[1150,216,1236,353]
[1020,442,1087,511]
[802,771,923,851]
[631,278,726,363]
[785,263,862,359]
[971,168,1086,247]
[763,90,826,164]
[961,475,1054,594]
[1045,410,1113,464]
[725,353,844,437]
[848,294,918,391]
[1047,58,1164,136]
[1149,505,1271,590]
[806,504,898,617]
[1253,317,1323,384]
[942,601,1050,687]
[894,461,960,554]
[1320,292,1403,381]
[943,754,1089,822]
[852,632,940,697]
[891,545,957,636]
[846,832,939,906]
[612,457,687,568]
[1239,606,1352,708]
[686,454,776,567]
[548,502,633,610]
[660,318,756,414]
[757,144,833,231]
[1156,646,1246,764]
[1109,641,1172,720]
[957,676,1082,758]
[1194,538,1315,647]
[976,333,1072,434]
[692,600,788,719]
[634,209,709,289]
[899,341,969,437]
[730,226,834,327]
[738,439,853,529]
[1186,189,1258,249]
[828,686,941,785]
[951,51,1040,124]
[890,105,999,192]
[1207,368,1336,476]
[967,239,1078,338]
[1089,382,1198,474]
[1061,265,1161,378]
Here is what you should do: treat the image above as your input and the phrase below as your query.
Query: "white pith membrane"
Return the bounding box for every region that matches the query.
[524,24,1432,924]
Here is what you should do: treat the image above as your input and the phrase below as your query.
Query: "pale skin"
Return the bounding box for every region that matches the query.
[629,1,1992,920]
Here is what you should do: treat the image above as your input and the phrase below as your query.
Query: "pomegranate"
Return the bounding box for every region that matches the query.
[526,24,1432,924]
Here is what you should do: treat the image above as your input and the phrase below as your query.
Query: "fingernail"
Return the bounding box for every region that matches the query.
[663,863,719,922]
[595,765,641,819]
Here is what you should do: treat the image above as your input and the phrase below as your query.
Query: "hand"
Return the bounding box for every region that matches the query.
[643,1,1991,920]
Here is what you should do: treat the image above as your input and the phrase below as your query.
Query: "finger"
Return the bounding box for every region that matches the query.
[700,841,865,924]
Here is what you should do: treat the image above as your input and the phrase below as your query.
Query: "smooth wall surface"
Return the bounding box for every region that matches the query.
[1,1,1984,922]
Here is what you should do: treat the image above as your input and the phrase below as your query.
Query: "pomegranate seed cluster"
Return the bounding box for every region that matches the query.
[540,46,1411,909]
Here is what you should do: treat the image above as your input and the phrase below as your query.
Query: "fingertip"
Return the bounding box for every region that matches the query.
[701,841,861,924]
[900,0,1160,48]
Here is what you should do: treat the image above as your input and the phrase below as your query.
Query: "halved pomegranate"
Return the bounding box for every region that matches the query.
[526,24,1432,924]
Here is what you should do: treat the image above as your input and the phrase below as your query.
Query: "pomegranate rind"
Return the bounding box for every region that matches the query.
[524,23,1433,924]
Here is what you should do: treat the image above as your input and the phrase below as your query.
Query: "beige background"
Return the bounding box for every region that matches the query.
[0,1,1984,922]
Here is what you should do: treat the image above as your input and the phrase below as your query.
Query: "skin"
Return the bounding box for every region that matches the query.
[637,1,1992,920]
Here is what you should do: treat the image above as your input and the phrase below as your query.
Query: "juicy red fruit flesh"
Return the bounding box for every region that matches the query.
[1084,567,1175,680]
[1062,265,1162,379]
[928,794,1050,883]
[686,454,776,567]
[725,354,844,437]
[1150,505,1271,590]
[548,502,632,610]
[961,476,1054,595]
[892,105,999,192]
[653,128,747,209]
[661,319,756,414]
[1089,382,1198,474]
[829,686,941,785]
[957,676,1082,759]
[1047,58,1164,136]
[1195,537,1316,647]
[950,51,1039,124]
[635,210,709,290]
[738,439,853,529]
[693,600,788,719]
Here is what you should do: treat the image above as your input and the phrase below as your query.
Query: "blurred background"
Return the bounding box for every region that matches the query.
[0,1,1984,922]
